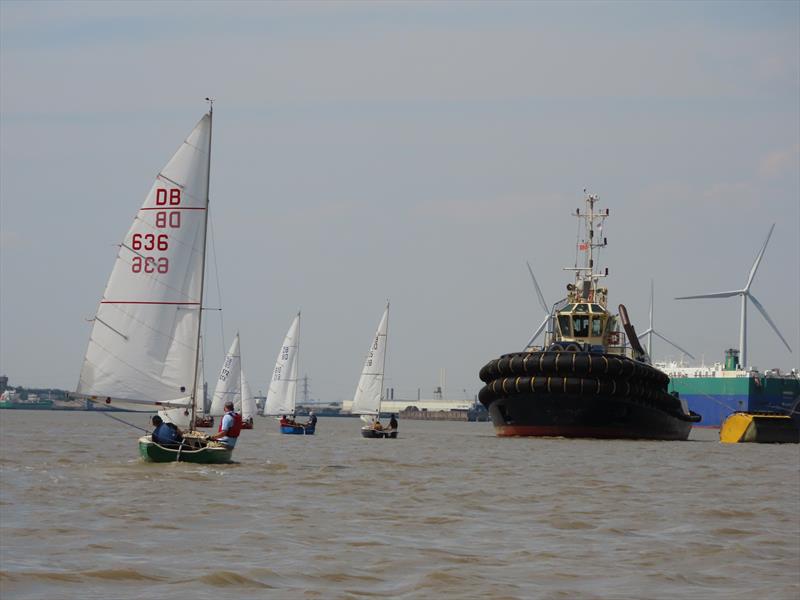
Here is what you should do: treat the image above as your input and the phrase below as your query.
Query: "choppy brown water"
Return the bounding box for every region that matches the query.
[1,411,798,599]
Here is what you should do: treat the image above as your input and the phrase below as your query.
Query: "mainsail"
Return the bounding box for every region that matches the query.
[265,313,301,416]
[209,334,242,416]
[351,303,389,417]
[76,114,211,412]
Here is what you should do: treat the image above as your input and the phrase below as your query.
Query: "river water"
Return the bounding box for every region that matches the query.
[1,411,798,599]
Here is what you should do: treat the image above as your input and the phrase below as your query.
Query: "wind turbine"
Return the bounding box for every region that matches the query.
[675,224,791,369]
[524,261,551,349]
[638,279,695,361]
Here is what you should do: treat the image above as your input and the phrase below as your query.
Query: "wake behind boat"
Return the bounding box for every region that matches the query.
[73,103,234,463]
[478,191,700,440]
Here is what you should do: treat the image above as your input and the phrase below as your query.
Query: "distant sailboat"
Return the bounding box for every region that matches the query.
[74,105,234,463]
[209,334,243,418]
[239,372,256,429]
[352,303,396,438]
[265,313,314,434]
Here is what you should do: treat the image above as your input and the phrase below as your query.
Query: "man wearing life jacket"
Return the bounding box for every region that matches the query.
[209,401,242,448]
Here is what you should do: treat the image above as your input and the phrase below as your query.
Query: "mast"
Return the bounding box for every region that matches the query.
[379,301,390,414]
[564,191,609,305]
[294,310,301,412]
[191,98,214,429]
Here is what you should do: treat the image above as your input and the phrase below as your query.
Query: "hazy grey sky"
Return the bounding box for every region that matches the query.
[1,1,798,402]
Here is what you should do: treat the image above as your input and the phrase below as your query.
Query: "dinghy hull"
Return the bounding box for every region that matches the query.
[360,427,397,439]
[280,424,315,435]
[138,436,234,463]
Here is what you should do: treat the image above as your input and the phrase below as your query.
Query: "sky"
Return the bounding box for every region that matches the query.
[1,1,798,403]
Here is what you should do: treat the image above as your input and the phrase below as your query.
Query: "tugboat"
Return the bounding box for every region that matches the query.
[478,192,701,439]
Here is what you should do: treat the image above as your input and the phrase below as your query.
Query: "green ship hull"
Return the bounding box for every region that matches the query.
[0,401,54,410]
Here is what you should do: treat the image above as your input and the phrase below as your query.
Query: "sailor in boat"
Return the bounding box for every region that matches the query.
[371,418,384,432]
[388,413,398,433]
[209,401,242,449]
[306,410,317,428]
[280,414,289,426]
[151,415,184,449]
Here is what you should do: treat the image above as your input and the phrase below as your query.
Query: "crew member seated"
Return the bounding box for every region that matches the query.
[372,419,383,431]
[306,410,317,427]
[151,415,183,448]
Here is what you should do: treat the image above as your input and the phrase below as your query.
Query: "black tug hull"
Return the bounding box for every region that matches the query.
[479,351,699,440]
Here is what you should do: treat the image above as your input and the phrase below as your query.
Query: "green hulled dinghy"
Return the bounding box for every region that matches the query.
[138,432,233,464]
[72,104,239,465]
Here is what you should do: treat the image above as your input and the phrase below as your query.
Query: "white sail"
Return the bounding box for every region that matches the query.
[240,372,256,421]
[76,114,211,412]
[265,313,300,416]
[351,303,389,417]
[209,333,242,416]
[160,339,205,428]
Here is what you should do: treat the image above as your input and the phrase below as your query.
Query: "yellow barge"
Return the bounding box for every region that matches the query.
[719,412,799,444]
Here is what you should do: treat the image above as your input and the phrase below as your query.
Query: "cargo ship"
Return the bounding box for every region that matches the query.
[667,224,798,427]
[658,349,800,427]
[478,191,700,439]
[0,390,54,410]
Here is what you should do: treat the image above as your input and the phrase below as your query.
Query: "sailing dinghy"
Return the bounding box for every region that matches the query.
[239,371,256,429]
[352,303,396,438]
[73,104,233,463]
[265,313,314,434]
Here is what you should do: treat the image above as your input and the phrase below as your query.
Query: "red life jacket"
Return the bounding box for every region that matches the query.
[218,411,243,438]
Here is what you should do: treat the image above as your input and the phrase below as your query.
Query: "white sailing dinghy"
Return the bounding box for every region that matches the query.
[239,372,256,429]
[209,333,243,420]
[352,303,396,438]
[73,105,233,463]
[265,313,313,434]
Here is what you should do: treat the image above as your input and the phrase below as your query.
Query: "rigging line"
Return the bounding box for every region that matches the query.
[208,207,226,354]
[99,410,149,433]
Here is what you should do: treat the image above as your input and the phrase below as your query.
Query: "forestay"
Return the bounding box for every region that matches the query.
[351,304,389,417]
[265,313,300,416]
[76,115,211,411]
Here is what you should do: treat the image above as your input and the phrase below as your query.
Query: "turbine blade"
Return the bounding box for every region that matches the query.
[649,279,654,328]
[525,316,549,348]
[675,290,741,300]
[526,261,549,313]
[637,327,653,339]
[745,224,775,291]
[749,293,792,353]
[652,331,696,360]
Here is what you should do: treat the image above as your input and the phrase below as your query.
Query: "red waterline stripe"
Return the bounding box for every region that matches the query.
[140,207,206,211]
[101,301,200,305]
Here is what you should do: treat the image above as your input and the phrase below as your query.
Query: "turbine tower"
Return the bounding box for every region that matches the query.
[675,224,791,369]
[637,279,695,361]
[524,261,551,349]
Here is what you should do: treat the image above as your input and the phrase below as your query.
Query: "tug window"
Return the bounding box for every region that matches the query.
[573,315,590,337]
[558,315,572,337]
[591,317,603,336]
